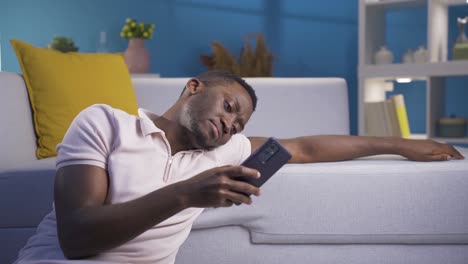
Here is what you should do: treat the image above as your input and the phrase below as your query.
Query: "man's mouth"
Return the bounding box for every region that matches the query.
[209,120,219,140]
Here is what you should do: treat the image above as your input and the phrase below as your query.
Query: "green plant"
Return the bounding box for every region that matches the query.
[120,18,155,39]
[47,36,79,53]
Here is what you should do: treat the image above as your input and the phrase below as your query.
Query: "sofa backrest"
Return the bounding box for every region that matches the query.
[132,76,350,138]
[0,72,349,171]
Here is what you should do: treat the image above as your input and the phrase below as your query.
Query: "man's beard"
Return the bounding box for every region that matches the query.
[180,103,210,149]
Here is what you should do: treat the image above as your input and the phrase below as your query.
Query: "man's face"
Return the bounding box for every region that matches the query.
[179,81,254,149]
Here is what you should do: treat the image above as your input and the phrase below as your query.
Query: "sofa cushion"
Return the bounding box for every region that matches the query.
[193,147,468,244]
[10,39,138,158]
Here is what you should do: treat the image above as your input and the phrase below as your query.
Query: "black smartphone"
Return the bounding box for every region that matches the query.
[235,137,292,200]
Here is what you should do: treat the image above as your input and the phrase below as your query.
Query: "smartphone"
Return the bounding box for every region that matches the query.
[235,137,292,200]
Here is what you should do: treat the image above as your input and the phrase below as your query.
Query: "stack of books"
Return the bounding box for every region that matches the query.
[364,94,411,138]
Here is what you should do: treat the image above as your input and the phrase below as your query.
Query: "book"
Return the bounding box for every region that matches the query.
[365,101,388,137]
[365,95,409,138]
[380,100,393,137]
[385,100,402,137]
[390,94,411,138]
[364,102,377,136]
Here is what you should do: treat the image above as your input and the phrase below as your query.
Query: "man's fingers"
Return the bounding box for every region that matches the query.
[223,165,260,179]
[449,147,465,159]
[228,179,261,197]
[223,190,253,205]
[222,199,234,207]
[431,153,451,161]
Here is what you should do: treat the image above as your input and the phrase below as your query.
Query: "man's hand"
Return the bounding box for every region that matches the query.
[396,139,465,162]
[178,165,261,208]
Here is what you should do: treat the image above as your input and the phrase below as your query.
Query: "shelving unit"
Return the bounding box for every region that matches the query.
[358,0,468,144]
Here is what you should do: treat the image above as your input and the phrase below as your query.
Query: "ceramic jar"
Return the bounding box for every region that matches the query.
[124,38,150,73]
[437,116,467,138]
[413,46,428,63]
[374,46,393,64]
[402,49,414,63]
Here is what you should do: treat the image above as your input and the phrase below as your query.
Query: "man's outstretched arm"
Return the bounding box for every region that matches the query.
[248,135,465,163]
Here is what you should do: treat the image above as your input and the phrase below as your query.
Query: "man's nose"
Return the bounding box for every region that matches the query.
[221,116,234,134]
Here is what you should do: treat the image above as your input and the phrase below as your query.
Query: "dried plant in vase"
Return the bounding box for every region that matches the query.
[200,33,274,77]
[212,42,240,74]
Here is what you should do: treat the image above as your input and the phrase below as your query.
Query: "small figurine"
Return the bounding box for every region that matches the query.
[413,46,428,63]
[402,49,414,64]
[374,46,393,64]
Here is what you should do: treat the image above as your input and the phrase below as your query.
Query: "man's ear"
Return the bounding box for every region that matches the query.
[185,78,203,95]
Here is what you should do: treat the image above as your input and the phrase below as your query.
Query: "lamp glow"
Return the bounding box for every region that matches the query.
[396,78,412,83]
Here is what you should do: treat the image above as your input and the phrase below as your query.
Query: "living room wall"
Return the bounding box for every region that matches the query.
[0,0,359,134]
[1,0,467,136]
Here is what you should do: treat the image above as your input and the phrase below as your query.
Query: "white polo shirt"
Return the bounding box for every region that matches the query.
[15,104,251,264]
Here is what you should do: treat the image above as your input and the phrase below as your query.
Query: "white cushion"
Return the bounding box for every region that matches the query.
[193,147,468,244]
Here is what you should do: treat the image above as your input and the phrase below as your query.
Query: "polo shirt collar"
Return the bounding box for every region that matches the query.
[138,108,164,136]
[137,108,205,154]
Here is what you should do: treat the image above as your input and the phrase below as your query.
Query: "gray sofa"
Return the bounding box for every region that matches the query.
[1,72,468,263]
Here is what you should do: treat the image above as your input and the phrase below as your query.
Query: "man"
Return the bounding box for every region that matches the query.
[15,70,464,264]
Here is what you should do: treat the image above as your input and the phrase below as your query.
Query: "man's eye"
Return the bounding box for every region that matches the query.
[224,101,232,113]
[232,126,238,134]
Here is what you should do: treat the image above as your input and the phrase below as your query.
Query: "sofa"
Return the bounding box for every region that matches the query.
[1,71,468,264]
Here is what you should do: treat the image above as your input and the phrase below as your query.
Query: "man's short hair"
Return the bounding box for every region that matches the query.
[181,70,258,111]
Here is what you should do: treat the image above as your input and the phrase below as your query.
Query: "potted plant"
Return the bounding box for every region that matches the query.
[47,36,79,53]
[121,18,155,73]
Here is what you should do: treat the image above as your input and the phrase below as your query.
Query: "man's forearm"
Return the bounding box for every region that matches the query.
[293,135,402,163]
[58,183,188,259]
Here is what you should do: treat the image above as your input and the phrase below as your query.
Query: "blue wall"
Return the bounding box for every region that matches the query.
[0,0,359,134]
[1,0,466,136]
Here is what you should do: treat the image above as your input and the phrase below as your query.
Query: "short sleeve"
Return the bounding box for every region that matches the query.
[56,104,115,169]
[214,134,251,166]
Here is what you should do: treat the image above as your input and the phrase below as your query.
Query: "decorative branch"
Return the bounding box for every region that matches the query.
[200,33,274,77]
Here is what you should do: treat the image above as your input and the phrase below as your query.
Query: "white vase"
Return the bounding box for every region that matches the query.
[413,46,428,63]
[374,46,393,64]
[402,49,414,64]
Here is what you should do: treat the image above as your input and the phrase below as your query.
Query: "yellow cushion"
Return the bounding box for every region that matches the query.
[10,39,138,159]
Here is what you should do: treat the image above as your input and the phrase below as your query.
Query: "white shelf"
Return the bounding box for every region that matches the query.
[408,133,428,139]
[358,0,468,137]
[441,0,468,6]
[432,137,468,143]
[365,0,468,8]
[359,61,468,78]
[365,0,426,9]
[409,134,468,144]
